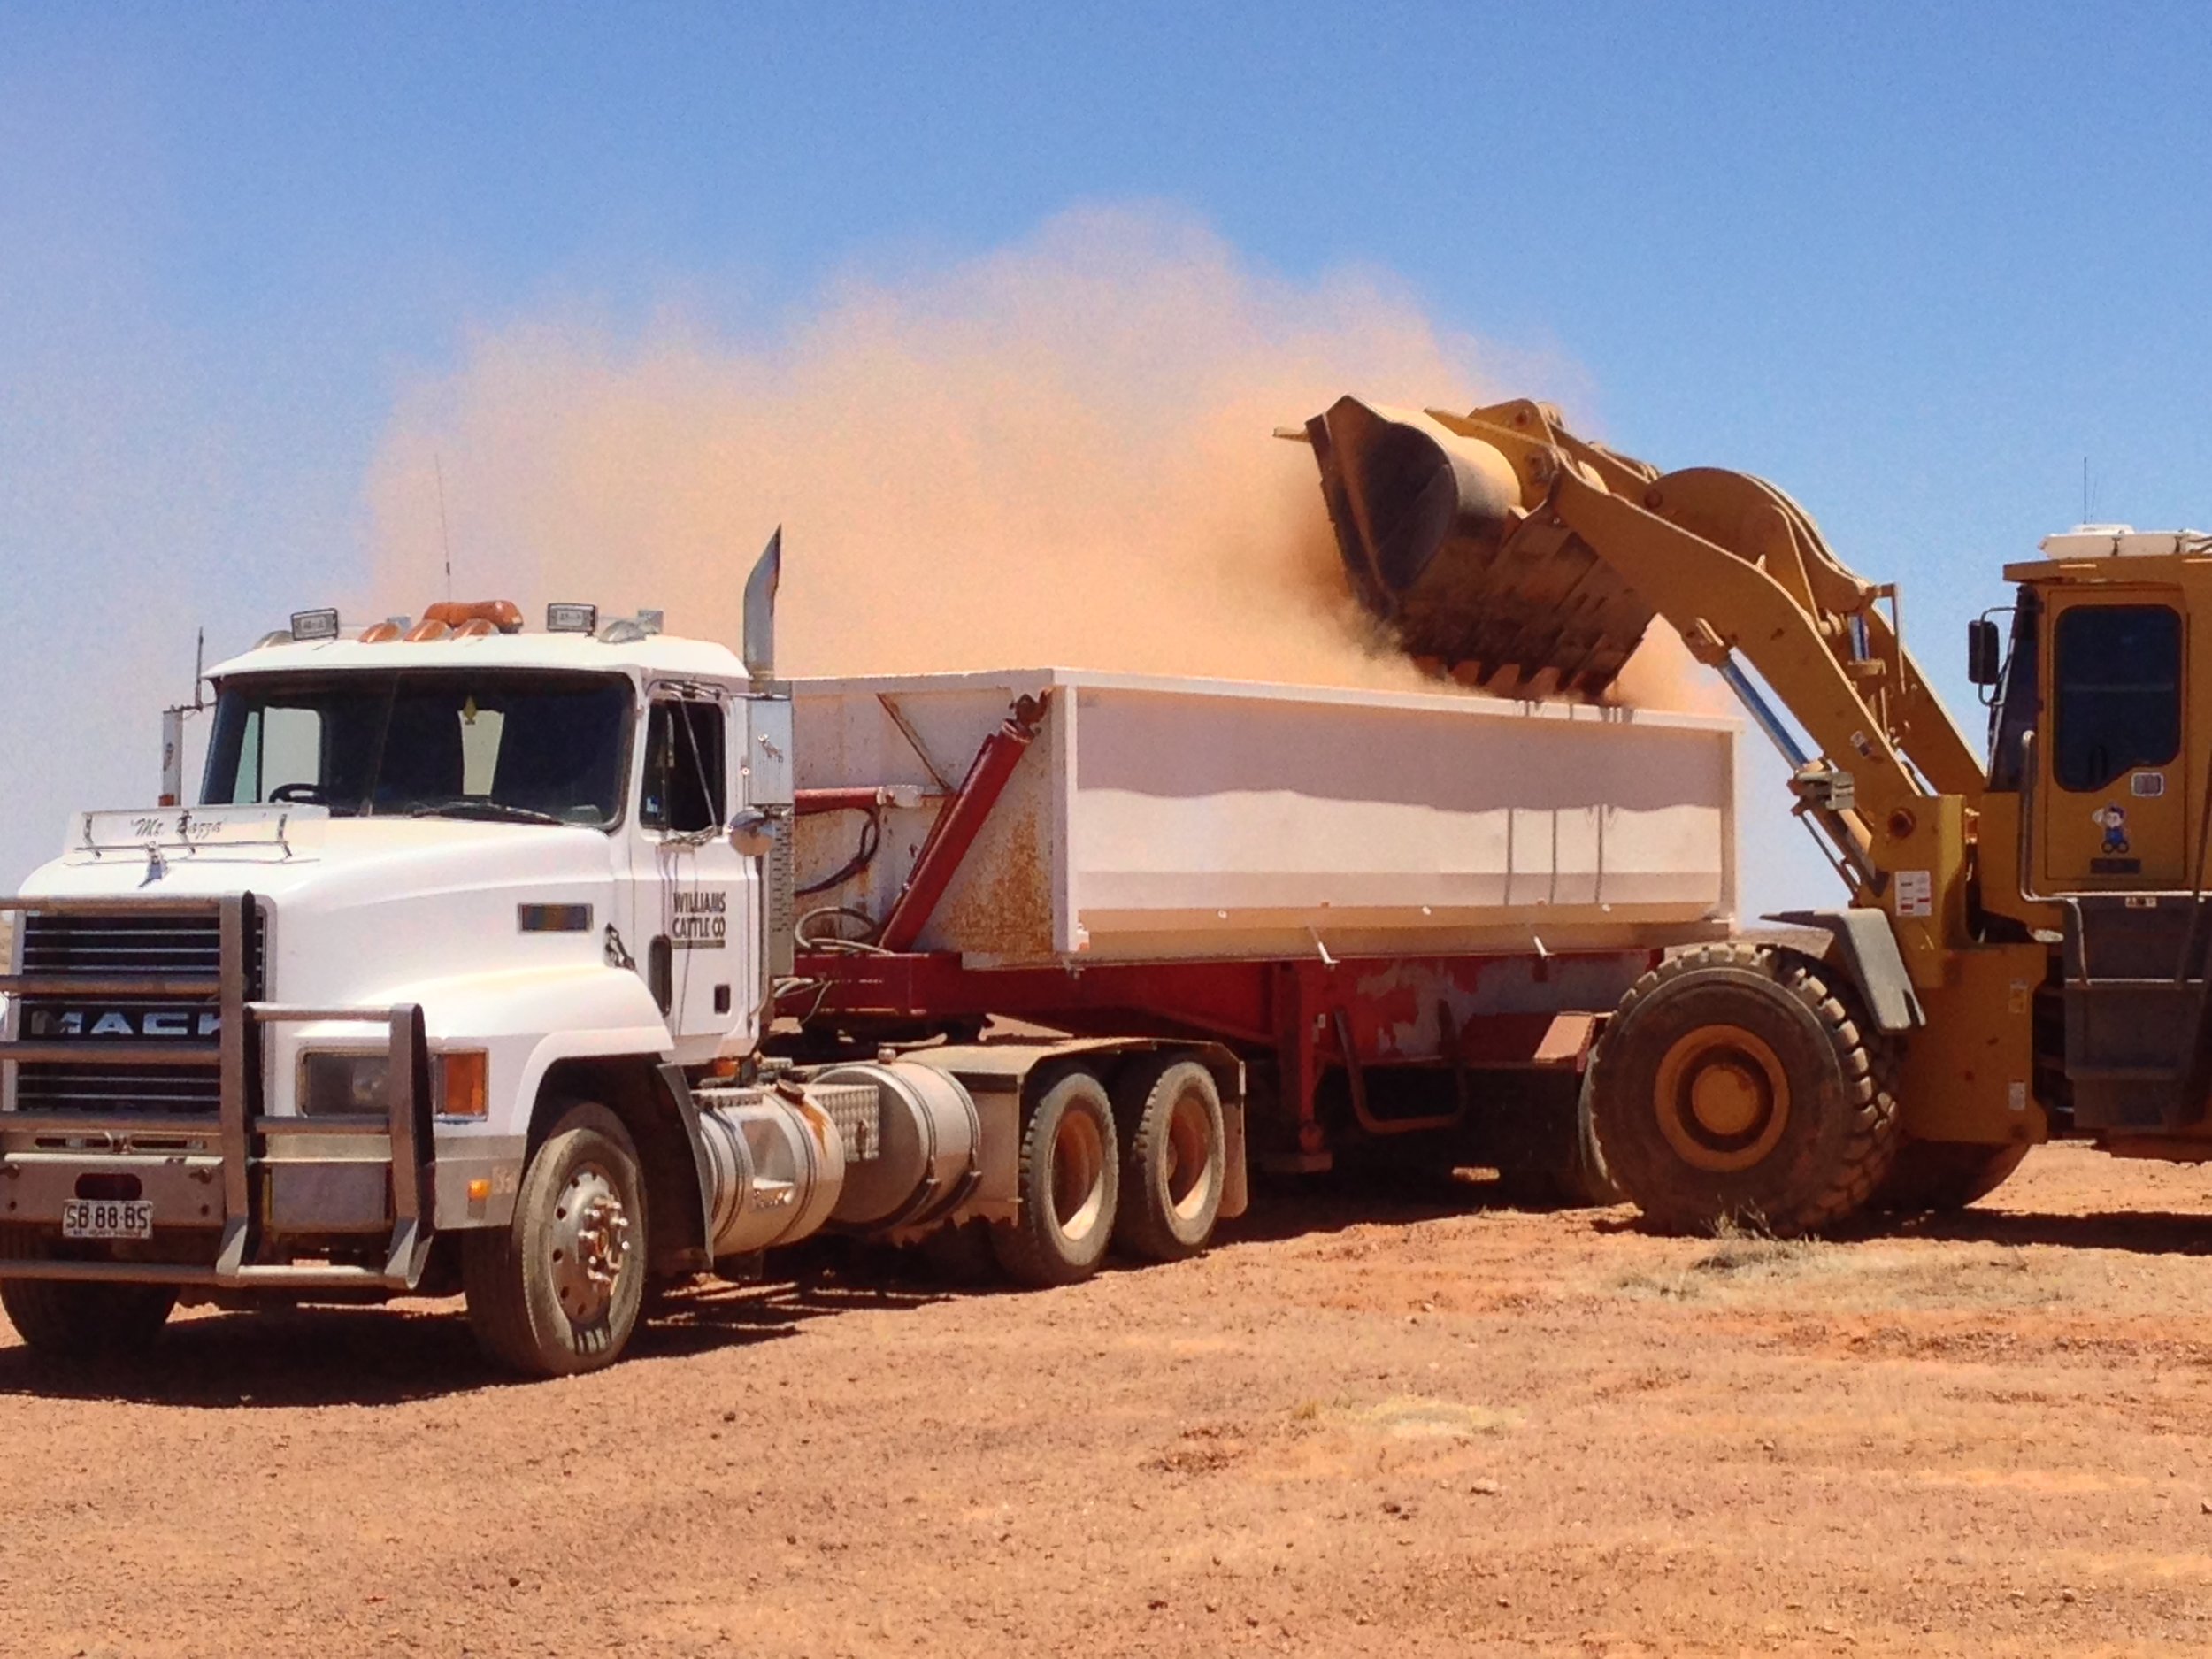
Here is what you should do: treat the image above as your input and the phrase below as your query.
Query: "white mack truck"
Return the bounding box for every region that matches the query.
[1,535,1742,1376]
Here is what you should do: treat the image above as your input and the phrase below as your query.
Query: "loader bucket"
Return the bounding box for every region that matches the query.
[1306,396,1656,699]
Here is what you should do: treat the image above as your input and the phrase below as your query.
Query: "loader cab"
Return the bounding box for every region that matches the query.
[1999,529,2208,895]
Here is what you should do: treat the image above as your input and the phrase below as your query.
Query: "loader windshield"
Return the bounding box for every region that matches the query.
[201,669,635,826]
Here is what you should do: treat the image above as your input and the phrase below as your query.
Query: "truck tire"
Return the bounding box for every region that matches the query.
[1870,1140,2031,1214]
[1111,1056,1225,1262]
[1587,944,1899,1236]
[1490,1070,1624,1210]
[464,1102,648,1377]
[988,1068,1119,1288]
[0,1230,176,1360]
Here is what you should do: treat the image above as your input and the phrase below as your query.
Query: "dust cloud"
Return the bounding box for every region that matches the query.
[366,205,1720,711]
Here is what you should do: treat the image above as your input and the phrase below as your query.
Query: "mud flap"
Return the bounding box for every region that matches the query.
[1765,909,1924,1033]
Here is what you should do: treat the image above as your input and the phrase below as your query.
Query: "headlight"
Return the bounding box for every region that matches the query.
[299,1050,388,1117]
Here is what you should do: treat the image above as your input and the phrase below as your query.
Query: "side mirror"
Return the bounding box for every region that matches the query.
[728,810,776,858]
[1966,618,2001,687]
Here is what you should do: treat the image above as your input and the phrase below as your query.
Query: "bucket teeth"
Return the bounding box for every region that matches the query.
[1307,396,1655,700]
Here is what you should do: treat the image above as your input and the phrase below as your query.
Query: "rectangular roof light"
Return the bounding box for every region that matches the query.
[289,608,341,641]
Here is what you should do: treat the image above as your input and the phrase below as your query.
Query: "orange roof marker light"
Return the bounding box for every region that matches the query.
[405,618,452,642]
[358,617,409,644]
[422,600,525,634]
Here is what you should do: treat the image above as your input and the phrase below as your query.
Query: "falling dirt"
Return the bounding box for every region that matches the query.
[364,205,1715,715]
[6,1143,2212,1656]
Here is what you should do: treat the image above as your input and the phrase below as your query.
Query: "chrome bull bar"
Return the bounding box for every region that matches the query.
[0,893,434,1291]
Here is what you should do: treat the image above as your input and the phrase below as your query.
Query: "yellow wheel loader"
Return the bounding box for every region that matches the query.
[1305,395,2212,1232]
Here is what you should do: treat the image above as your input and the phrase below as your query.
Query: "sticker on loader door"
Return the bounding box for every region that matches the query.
[2091,803,2131,856]
[1893,869,1932,918]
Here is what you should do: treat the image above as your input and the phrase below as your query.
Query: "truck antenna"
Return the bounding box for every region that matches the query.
[2082,457,2089,525]
[435,453,454,602]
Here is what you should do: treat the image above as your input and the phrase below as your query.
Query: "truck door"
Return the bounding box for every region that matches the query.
[634,686,755,1054]
[2040,595,2187,888]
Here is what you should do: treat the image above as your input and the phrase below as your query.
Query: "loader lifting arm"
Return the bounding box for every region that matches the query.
[1304,396,1987,896]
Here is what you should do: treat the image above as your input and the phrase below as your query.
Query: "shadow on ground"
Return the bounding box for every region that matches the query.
[0,1269,952,1408]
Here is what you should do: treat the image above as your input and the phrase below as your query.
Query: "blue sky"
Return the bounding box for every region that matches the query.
[5,4,2211,904]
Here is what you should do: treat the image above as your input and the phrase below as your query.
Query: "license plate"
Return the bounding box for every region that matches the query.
[61,1199,154,1241]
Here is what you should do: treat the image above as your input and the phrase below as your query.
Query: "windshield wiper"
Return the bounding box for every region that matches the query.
[405,797,564,826]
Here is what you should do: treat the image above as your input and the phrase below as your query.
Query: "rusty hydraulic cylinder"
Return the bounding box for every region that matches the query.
[877,694,1048,954]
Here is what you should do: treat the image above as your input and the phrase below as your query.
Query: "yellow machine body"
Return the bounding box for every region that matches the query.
[1305,396,2212,1165]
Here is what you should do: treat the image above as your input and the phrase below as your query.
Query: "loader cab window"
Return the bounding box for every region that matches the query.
[2051,604,2182,793]
[641,699,726,833]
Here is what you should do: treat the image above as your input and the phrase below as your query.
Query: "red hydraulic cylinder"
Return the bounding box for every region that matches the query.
[877,693,1048,953]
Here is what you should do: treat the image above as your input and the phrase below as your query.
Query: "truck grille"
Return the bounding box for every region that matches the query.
[9,905,265,1118]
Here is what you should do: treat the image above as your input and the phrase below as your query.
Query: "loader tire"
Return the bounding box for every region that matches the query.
[1111,1055,1226,1262]
[989,1068,1118,1288]
[464,1102,648,1377]
[1870,1139,2031,1214]
[0,1229,176,1360]
[1587,944,1899,1236]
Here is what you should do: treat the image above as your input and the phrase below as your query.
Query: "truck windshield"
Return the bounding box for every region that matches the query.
[201,670,634,826]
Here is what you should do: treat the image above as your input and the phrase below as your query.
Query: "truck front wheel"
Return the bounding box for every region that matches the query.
[1588,944,1899,1236]
[0,1231,176,1360]
[989,1069,1119,1288]
[464,1102,648,1377]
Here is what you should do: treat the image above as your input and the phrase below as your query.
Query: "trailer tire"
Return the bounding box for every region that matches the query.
[989,1069,1119,1288]
[1112,1056,1225,1262]
[464,1102,648,1377]
[0,1232,175,1360]
[1490,1070,1624,1210]
[1870,1139,2030,1214]
[1588,944,1899,1236]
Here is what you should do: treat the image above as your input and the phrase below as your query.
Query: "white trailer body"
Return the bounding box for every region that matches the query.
[792,668,1739,964]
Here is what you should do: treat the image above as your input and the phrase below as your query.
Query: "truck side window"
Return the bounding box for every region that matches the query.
[2052,604,2181,793]
[641,700,726,832]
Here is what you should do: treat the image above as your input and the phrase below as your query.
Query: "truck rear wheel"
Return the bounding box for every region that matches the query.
[1870,1140,2030,1214]
[1588,944,1899,1236]
[1112,1056,1225,1262]
[989,1069,1119,1288]
[0,1230,176,1360]
[464,1102,648,1377]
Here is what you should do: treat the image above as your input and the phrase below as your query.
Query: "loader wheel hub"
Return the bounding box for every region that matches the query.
[1655,1025,1790,1173]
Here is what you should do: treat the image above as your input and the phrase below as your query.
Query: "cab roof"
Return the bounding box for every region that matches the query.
[206,628,750,685]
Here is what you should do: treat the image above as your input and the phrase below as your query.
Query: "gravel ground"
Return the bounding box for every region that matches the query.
[5,1142,2212,1657]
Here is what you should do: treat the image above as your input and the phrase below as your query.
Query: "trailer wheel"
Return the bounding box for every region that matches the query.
[464,1102,648,1377]
[1588,944,1899,1236]
[1870,1139,2030,1214]
[0,1231,176,1360]
[1112,1056,1225,1262]
[989,1069,1119,1288]
[1489,1070,1624,1210]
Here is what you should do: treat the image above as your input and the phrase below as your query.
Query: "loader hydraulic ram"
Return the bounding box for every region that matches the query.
[1306,395,2212,1232]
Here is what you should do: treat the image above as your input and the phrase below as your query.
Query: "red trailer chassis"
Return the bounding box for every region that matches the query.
[785,945,1655,1169]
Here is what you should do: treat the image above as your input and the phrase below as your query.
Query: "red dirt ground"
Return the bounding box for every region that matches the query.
[4,1142,2212,1657]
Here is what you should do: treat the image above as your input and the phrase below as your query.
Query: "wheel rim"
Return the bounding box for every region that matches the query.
[1164,1088,1217,1223]
[1048,1108,1109,1246]
[1653,1024,1791,1173]
[549,1162,633,1327]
